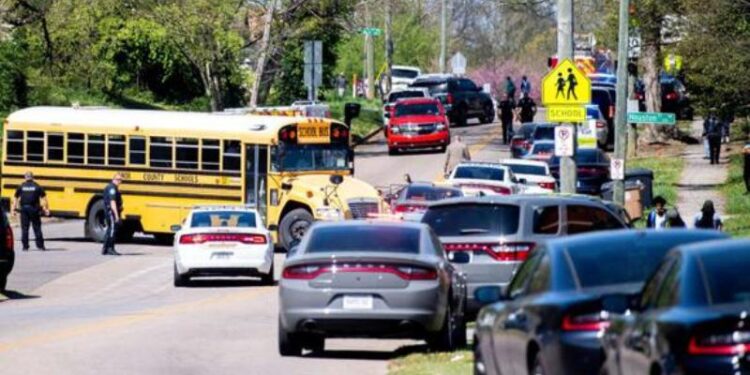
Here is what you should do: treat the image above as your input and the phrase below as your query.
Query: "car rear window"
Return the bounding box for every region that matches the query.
[410,80,448,94]
[506,164,547,176]
[422,204,520,236]
[395,103,440,117]
[403,186,462,201]
[701,254,750,305]
[454,166,505,181]
[519,125,537,138]
[306,226,421,254]
[190,211,257,228]
[392,68,420,79]
[532,144,554,154]
[389,91,424,102]
[577,150,605,163]
[533,126,555,140]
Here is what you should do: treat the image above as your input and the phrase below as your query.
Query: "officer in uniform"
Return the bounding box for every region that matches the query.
[102,173,124,256]
[12,171,49,251]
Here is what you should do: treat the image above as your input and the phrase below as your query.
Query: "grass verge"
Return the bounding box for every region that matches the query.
[388,350,472,375]
[720,153,750,236]
[628,156,684,206]
[327,95,383,138]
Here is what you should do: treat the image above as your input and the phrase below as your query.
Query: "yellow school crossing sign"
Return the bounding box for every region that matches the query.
[541,59,591,122]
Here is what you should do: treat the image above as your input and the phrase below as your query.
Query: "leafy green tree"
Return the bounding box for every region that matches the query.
[0,38,29,115]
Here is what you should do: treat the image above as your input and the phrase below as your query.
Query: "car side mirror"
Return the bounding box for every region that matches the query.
[344,103,361,126]
[448,251,471,264]
[474,285,506,304]
[170,224,182,232]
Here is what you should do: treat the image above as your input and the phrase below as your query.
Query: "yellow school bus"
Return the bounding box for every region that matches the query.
[1,106,382,249]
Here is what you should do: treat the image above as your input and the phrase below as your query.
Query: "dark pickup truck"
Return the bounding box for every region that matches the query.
[409,75,495,126]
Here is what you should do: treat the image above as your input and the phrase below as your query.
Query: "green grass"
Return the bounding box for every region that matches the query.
[628,154,685,227]
[327,95,383,138]
[720,153,750,236]
[388,350,472,375]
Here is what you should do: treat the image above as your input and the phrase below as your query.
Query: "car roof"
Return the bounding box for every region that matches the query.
[191,205,259,213]
[455,162,508,169]
[405,182,460,190]
[500,159,549,167]
[310,219,428,231]
[427,194,611,208]
[674,239,749,257]
[544,230,729,256]
[413,74,454,82]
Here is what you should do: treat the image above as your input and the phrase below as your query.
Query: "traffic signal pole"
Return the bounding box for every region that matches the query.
[557,0,577,194]
[613,0,630,205]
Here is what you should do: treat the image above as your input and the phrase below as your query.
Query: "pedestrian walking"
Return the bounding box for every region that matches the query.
[743,142,750,194]
[505,76,516,100]
[693,200,723,231]
[336,73,347,98]
[443,135,471,177]
[646,196,685,229]
[12,171,49,251]
[517,93,537,124]
[703,109,723,165]
[498,94,516,144]
[102,173,124,256]
[520,75,531,97]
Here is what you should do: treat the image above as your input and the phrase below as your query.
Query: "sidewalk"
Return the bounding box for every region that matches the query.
[676,119,729,227]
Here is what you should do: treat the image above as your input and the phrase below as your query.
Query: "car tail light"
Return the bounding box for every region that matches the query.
[578,167,607,177]
[538,181,556,190]
[596,121,606,129]
[562,312,610,331]
[179,233,267,245]
[5,226,13,252]
[444,242,535,262]
[446,93,454,105]
[281,263,437,281]
[666,92,677,101]
[609,106,615,119]
[688,332,750,356]
[393,204,427,213]
[458,184,511,195]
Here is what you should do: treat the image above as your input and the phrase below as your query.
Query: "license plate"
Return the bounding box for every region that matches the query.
[211,252,233,260]
[343,295,373,310]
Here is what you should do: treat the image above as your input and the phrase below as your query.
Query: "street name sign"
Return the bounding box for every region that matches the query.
[627,112,676,125]
[360,27,382,36]
[541,59,592,106]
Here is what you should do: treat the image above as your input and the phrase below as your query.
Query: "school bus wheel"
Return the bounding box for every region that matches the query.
[279,208,314,251]
[85,200,107,243]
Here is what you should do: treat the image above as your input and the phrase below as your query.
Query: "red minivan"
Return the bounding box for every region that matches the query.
[387,98,450,155]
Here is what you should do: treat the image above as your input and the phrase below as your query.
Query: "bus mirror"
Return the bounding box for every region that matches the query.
[330,175,344,185]
[344,103,361,126]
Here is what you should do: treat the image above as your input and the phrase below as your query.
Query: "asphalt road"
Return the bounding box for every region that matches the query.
[0,120,509,375]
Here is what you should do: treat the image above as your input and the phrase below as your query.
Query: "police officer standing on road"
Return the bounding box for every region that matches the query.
[12,171,49,251]
[517,93,537,124]
[498,94,516,144]
[102,173,124,256]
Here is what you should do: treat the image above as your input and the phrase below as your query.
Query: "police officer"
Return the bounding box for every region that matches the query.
[12,171,49,251]
[102,173,124,256]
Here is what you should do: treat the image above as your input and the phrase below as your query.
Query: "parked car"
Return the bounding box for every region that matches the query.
[586,104,609,150]
[278,220,468,355]
[603,238,747,375]
[592,86,615,144]
[173,206,274,287]
[500,159,556,193]
[549,148,611,196]
[421,195,628,315]
[510,123,539,159]
[382,88,429,126]
[409,74,495,127]
[523,140,555,162]
[388,182,463,216]
[473,230,728,375]
[388,65,422,92]
[0,210,14,292]
[386,98,450,154]
[661,76,694,120]
[446,162,522,196]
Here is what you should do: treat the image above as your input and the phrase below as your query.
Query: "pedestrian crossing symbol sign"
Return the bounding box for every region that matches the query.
[541,59,591,106]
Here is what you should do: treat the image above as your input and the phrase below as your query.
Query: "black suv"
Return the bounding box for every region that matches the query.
[409,75,494,126]
[0,210,14,292]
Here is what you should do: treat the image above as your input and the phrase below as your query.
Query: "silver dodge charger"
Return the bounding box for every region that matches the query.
[278,220,468,356]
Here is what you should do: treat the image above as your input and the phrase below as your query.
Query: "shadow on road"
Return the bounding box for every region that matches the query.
[49,236,171,247]
[184,278,274,288]
[305,344,427,361]
[0,290,40,301]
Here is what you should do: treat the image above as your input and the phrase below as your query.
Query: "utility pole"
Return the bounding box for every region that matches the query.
[439,0,447,73]
[557,0,576,194]
[364,0,375,99]
[384,0,393,94]
[613,0,630,205]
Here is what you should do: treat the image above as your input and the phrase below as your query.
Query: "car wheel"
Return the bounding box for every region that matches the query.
[85,200,107,243]
[279,208,314,251]
[388,147,399,156]
[473,337,486,375]
[173,263,189,287]
[456,106,468,127]
[278,317,302,356]
[155,233,174,245]
[427,301,465,351]
[260,262,274,286]
[481,106,495,124]
[531,352,546,375]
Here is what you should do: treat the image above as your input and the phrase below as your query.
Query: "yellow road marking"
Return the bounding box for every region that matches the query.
[0,287,273,353]
[435,123,504,181]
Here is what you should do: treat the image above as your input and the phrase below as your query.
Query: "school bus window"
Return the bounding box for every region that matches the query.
[68,133,85,164]
[47,133,64,162]
[202,139,220,170]
[129,136,146,165]
[108,135,126,166]
[150,136,173,168]
[26,131,45,162]
[6,130,24,161]
[176,138,199,170]
[87,134,105,165]
[223,140,241,171]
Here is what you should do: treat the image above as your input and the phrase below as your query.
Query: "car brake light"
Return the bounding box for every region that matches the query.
[444,242,534,262]
[458,184,511,195]
[609,106,615,118]
[688,332,750,356]
[179,233,267,245]
[562,312,610,332]
[446,93,454,105]
[579,167,607,176]
[281,263,437,281]
[666,92,677,100]
[596,121,606,129]
[5,226,13,252]
[393,204,426,214]
[538,181,556,190]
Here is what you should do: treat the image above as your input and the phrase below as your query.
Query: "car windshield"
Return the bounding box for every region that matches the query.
[190,211,257,228]
[566,237,691,289]
[533,126,555,140]
[272,143,350,172]
[392,69,420,79]
[454,166,505,181]
[506,164,547,176]
[403,186,462,201]
[422,203,520,236]
[701,253,750,305]
[306,225,421,254]
[395,103,440,117]
[532,144,554,154]
[388,91,424,103]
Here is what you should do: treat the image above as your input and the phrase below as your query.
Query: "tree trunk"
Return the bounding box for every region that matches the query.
[640,38,663,143]
[201,61,223,112]
[250,0,277,107]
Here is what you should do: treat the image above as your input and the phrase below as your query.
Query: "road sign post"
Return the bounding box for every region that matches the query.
[450,52,467,75]
[613,0,630,206]
[303,40,323,101]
